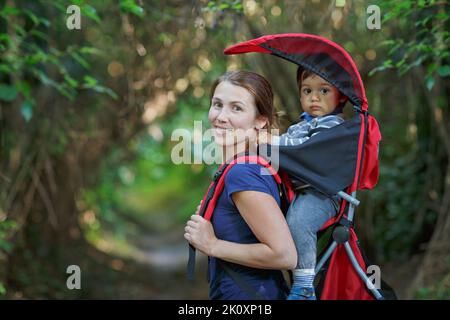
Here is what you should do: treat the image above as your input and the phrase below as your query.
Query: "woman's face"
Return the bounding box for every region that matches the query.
[208,81,267,147]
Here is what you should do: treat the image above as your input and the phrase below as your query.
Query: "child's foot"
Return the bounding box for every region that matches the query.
[287,287,316,300]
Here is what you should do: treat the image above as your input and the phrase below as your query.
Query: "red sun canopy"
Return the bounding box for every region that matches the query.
[224,34,368,111]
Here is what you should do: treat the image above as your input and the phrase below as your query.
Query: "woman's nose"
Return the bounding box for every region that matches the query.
[216,108,229,122]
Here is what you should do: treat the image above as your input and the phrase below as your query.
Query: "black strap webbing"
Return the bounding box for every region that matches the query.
[187,244,196,281]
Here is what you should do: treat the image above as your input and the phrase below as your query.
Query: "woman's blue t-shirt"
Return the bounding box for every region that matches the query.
[208,163,289,300]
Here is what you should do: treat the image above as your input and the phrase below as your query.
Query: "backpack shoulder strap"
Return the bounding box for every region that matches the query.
[201,155,284,221]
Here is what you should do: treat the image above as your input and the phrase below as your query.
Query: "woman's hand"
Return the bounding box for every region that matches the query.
[184,214,218,256]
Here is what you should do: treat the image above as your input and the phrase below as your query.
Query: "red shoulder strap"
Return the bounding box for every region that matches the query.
[198,155,284,221]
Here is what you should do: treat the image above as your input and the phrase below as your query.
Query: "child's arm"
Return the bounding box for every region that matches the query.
[276,115,344,146]
[274,121,311,146]
[257,122,310,146]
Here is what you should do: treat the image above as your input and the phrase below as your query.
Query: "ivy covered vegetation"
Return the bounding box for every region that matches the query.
[0,0,448,299]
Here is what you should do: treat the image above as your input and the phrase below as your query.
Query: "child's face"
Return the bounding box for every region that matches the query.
[299,74,342,117]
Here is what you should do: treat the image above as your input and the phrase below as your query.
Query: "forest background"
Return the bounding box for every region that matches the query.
[0,0,448,299]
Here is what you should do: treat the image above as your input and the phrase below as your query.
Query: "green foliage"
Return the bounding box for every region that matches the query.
[0,219,18,296]
[82,110,217,241]
[202,0,243,13]
[371,151,428,261]
[0,0,118,122]
[373,0,449,90]
[365,0,449,265]
[1,0,447,299]
[120,0,144,17]
[0,219,18,254]
[0,84,18,101]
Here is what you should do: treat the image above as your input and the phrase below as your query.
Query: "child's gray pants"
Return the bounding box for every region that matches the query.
[286,189,340,270]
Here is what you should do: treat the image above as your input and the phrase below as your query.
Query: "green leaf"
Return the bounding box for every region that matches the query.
[39,17,50,28]
[395,59,406,68]
[0,5,20,16]
[0,84,18,101]
[437,65,450,77]
[20,100,34,122]
[0,33,11,46]
[30,30,48,41]
[87,84,118,100]
[64,75,78,88]
[83,75,98,86]
[56,84,76,100]
[0,64,12,74]
[81,5,101,23]
[25,51,47,65]
[34,70,56,86]
[0,240,13,253]
[435,12,448,21]
[120,0,144,17]
[426,76,435,91]
[71,52,90,69]
[80,46,103,56]
[383,59,393,67]
[16,81,31,98]
[369,65,390,76]
[0,220,18,230]
[0,282,6,296]
[13,24,26,37]
[23,9,40,25]
[388,41,403,55]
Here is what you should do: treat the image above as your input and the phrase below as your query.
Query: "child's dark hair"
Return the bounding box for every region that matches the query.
[296,67,315,86]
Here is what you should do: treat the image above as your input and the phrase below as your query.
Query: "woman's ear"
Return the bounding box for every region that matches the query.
[255,115,268,129]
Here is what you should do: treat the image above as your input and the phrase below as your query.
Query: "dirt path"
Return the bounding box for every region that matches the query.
[87,225,210,299]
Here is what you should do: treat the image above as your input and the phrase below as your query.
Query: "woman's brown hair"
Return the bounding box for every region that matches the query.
[210,70,276,129]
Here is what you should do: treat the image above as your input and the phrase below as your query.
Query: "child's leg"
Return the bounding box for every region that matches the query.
[285,190,340,299]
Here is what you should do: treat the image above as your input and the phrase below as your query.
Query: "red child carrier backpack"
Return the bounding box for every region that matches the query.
[222,33,396,300]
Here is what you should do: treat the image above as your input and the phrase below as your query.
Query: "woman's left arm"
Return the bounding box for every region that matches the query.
[184,190,297,270]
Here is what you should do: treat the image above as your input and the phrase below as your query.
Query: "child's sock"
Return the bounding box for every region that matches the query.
[292,268,315,289]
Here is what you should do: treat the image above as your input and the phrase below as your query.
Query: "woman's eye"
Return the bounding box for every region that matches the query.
[213,102,222,108]
[320,88,330,94]
[232,105,243,111]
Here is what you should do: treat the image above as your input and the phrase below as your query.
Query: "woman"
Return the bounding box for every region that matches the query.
[184,70,297,300]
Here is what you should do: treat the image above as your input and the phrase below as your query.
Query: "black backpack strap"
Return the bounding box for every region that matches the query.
[216,260,265,300]
[187,244,197,281]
